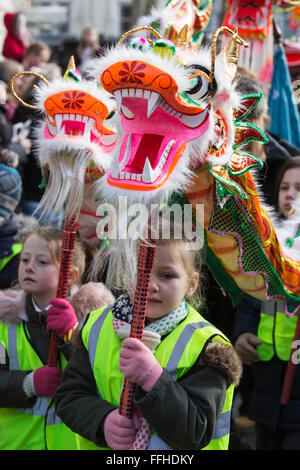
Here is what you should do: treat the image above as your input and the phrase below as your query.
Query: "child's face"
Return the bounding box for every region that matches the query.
[145,243,198,322]
[278,167,300,217]
[18,234,60,307]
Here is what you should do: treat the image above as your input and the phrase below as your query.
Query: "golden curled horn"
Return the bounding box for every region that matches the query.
[9,71,49,110]
[210,26,249,80]
[117,26,162,47]
[174,24,189,47]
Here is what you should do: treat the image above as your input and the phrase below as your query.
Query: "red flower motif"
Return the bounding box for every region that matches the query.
[61,91,85,109]
[119,61,146,84]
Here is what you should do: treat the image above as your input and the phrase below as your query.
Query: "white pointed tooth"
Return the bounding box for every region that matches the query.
[55,114,62,129]
[144,90,150,99]
[76,114,82,121]
[131,173,137,180]
[179,108,209,128]
[142,157,156,183]
[121,105,134,119]
[70,113,75,120]
[57,124,65,136]
[46,117,56,135]
[147,91,162,118]
[114,90,122,108]
[135,89,143,98]
[99,133,118,146]
[120,134,132,168]
[129,88,135,97]
[82,116,88,123]
[83,119,94,138]
[111,158,120,179]
[121,89,129,97]
[63,113,68,119]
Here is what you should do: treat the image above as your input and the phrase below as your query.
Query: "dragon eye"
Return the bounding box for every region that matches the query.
[106,110,115,120]
[184,65,216,101]
[186,74,209,100]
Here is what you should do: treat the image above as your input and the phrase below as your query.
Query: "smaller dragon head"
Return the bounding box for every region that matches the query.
[10,57,119,217]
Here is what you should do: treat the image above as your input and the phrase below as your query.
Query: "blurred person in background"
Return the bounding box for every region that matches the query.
[74,26,100,70]
[22,42,51,71]
[2,12,30,63]
[0,60,23,121]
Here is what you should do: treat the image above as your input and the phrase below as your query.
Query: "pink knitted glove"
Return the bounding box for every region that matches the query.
[47,298,78,341]
[103,408,141,450]
[33,366,62,397]
[119,337,163,392]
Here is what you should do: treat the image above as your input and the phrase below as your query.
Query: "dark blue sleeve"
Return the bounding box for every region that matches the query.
[232,297,260,342]
[0,254,20,289]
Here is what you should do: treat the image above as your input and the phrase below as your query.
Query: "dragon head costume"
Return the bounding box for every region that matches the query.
[10,58,119,222]
[87,24,300,315]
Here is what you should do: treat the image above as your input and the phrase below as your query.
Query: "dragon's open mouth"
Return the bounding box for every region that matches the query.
[107,88,210,189]
[45,112,117,149]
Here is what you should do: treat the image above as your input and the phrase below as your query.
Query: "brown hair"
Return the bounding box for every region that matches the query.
[20,225,86,286]
[23,41,51,59]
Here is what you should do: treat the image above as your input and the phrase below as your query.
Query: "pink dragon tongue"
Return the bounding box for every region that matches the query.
[121,134,164,173]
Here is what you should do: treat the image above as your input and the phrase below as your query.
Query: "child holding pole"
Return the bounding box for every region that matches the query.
[0,225,114,450]
[55,218,242,450]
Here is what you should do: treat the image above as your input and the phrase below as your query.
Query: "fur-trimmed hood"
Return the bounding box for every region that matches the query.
[0,282,115,325]
[200,342,243,387]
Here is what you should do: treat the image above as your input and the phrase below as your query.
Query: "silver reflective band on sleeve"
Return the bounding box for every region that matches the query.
[165,321,211,380]
[7,324,20,370]
[22,396,51,418]
[7,324,53,418]
[87,306,112,369]
[148,434,173,450]
[211,410,231,440]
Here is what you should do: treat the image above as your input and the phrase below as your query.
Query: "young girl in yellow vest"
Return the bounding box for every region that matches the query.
[55,217,242,451]
[0,225,114,450]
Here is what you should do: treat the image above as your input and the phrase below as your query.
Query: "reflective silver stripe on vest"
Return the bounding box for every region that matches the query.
[165,321,211,380]
[7,323,60,421]
[7,324,20,370]
[87,306,112,369]
[261,301,285,317]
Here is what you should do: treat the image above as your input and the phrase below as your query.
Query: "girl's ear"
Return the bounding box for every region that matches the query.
[68,267,80,286]
[186,271,199,297]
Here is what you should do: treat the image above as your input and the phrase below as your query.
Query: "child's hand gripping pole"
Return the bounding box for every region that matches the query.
[47,216,79,367]
[280,317,300,405]
[119,237,156,418]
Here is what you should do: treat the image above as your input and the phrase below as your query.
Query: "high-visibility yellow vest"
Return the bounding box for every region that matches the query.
[78,304,234,451]
[0,242,22,271]
[256,301,298,362]
[0,321,78,450]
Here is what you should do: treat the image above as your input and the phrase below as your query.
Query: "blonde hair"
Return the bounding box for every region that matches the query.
[20,225,86,286]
